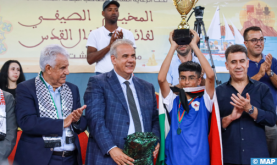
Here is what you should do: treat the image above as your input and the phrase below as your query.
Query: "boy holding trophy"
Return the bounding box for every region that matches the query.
[158,28,216,165]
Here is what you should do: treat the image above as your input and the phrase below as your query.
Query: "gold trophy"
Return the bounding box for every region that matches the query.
[173,0,198,45]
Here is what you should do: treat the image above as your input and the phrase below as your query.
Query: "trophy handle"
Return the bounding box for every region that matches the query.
[172,0,178,6]
[194,0,199,7]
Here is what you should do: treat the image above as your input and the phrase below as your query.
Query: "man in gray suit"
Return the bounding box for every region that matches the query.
[0,90,17,164]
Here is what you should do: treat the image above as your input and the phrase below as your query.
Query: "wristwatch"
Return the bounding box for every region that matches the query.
[248,105,254,115]
[269,70,274,77]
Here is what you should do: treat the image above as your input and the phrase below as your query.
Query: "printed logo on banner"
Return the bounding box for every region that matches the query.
[251,158,277,165]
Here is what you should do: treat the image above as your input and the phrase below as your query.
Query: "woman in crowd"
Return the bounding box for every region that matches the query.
[0,60,25,98]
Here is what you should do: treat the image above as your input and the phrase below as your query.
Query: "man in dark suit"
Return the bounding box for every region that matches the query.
[14,44,87,165]
[84,39,160,165]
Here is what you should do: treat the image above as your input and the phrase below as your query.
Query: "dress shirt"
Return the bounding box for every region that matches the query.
[114,70,144,134]
[216,77,276,164]
[42,77,75,151]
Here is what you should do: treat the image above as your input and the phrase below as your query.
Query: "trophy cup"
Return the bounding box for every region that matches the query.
[173,0,198,45]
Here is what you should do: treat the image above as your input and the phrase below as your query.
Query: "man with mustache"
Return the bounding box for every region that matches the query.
[243,26,277,158]
[166,37,205,87]
[216,44,276,165]
[86,0,136,75]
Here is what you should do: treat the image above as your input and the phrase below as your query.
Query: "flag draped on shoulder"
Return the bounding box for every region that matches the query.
[156,86,223,165]
[208,89,223,165]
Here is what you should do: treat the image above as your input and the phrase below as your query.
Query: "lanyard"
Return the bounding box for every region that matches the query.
[177,97,196,124]
[39,72,63,119]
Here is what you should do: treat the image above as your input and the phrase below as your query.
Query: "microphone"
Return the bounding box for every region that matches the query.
[108,33,113,37]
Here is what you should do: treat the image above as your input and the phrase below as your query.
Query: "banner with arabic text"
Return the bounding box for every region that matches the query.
[0,0,277,73]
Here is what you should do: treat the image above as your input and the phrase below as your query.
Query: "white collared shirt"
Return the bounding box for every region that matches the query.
[114,70,144,135]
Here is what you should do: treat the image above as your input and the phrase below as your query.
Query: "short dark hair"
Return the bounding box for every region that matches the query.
[243,26,262,40]
[0,60,26,90]
[178,61,202,77]
[225,44,247,60]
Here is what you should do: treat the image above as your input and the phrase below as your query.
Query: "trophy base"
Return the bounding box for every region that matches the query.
[173,29,192,45]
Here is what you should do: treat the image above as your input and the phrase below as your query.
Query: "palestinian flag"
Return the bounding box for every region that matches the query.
[156,86,223,165]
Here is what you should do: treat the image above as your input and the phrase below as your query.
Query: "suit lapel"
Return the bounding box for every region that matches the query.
[107,70,129,115]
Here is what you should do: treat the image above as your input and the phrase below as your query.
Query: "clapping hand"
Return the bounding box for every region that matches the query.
[259,54,272,77]
[109,30,123,46]
[265,54,273,75]
[230,93,251,113]
[72,105,87,123]
[63,105,86,128]
[117,29,123,39]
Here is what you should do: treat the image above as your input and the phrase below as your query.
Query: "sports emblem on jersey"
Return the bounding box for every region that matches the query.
[192,101,200,111]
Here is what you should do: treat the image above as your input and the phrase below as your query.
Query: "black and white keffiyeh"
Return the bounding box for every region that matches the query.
[0,89,6,140]
[35,72,73,147]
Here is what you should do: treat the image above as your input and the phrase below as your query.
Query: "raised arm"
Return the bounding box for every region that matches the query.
[158,31,178,98]
[87,30,123,65]
[87,46,110,65]
[190,29,215,98]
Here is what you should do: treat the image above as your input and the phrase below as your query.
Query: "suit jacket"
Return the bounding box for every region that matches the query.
[84,70,160,165]
[14,78,87,165]
[0,91,17,162]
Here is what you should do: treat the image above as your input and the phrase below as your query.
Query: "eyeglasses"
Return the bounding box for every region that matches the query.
[245,38,266,44]
[179,77,196,82]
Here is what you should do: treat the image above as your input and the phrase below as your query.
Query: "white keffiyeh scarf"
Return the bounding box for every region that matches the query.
[35,72,73,147]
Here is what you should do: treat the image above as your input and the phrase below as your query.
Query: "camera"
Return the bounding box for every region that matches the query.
[194,6,205,19]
